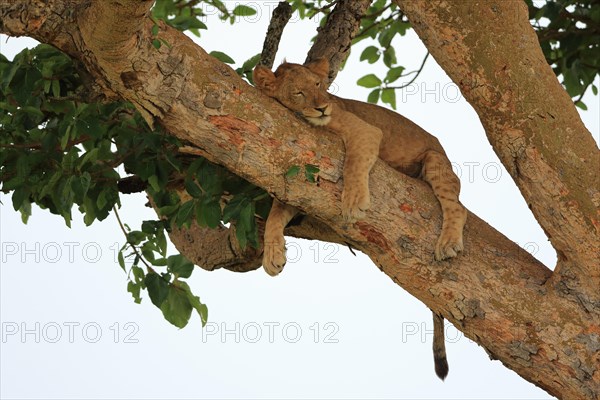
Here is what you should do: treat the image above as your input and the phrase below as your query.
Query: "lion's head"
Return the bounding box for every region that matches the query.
[253,58,332,126]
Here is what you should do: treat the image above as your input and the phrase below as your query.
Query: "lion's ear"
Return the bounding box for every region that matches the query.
[253,65,278,93]
[306,58,330,79]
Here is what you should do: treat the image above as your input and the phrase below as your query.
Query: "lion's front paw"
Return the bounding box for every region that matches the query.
[341,186,370,222]
[434,230,464,261]
[263,240,287,276]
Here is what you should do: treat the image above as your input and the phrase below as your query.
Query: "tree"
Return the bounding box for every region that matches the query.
[1,1,598,399]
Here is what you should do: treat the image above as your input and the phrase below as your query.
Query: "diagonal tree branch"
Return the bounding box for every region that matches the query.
[1,1,598,398]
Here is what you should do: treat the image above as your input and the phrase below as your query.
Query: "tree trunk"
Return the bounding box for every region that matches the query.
[1,1,598,398]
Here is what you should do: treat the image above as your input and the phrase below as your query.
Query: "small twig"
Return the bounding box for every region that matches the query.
[386,52,429,90]
[306,0,339,18]
[345,242,357,256]
[574,82,592,104]
[0,134,92,150]
[113,205,155,273]
[354,7,397,39]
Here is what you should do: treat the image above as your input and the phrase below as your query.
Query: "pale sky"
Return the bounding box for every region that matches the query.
[1,3,599,399]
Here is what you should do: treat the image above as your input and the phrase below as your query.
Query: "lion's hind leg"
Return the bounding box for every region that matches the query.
[420,150,467,260]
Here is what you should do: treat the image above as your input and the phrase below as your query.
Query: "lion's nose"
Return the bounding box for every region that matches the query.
[315,106,328,114]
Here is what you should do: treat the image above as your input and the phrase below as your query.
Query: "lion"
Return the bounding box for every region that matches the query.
[253,58,466,380]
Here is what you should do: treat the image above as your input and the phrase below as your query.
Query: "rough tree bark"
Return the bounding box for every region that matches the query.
[304,0,372,81]
[1,1,598,399]
[258,1,293,69]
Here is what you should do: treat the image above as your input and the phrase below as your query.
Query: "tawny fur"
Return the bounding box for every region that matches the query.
[253,58,467,276]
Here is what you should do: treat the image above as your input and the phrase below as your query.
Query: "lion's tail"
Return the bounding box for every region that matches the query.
[433,311,449,380]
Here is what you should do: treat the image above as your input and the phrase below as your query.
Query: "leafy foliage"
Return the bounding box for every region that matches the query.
[526,0,599,109]
[353,0,598,109]
[0,41,268,328]
[353,0,420,109]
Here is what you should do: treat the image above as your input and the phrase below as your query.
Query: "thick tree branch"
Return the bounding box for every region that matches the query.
[2,1,598,398]
[395,1,600,301]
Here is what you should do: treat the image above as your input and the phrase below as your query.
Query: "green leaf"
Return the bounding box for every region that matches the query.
[157,229,167,257]
[360,46,380,64]
[127,281,142,304]
[169,16,207,31]
[222,194,247,223]
[241,53,261,71]
[152,39,162,49]
[127,230,146,246]
[97,188,108,210]
[159,38,171,49]
[145,272,170,308]
[151,257,168,267]
[575,101,587,110]
[19,200,32,224]
[357,74,382,88]
[385,66,405,83]
[78,172,91,198]
[285,165,300,179]
[367,89,380,104]
[118,249,126,271]
[235,202,255,249]
[381,88,397,110]
[131,265,145,282]
[167,254,194,279]
[151,24,159,36]
[210,51,235,64]
[203,198,221,228]
[563,66,583,97]
[79,148,99,169]
[383,46,397,67]
[160,284,193,329]
[176,200,195,228]
[592,85,598,96]
[82,197,97,226]
[185,179,203,198]
[148,175,160,192]
[21,106,44,117]
[60,125,71,150]
[141,242,156,262]
[177,280,208,327]
[235,223,248,249]
[196,197,221,228]
[304,164,320,183]
[141,220,159,234]
[378,26,396,48]
[197,162,222,195]
[12,188,29,212]
[52,79,60,98]
[232,5,257,16]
